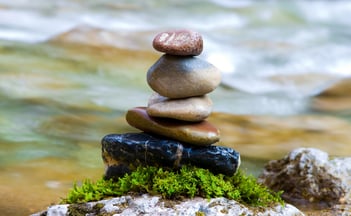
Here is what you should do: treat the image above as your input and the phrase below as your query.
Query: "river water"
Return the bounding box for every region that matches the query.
[0,1,350,215]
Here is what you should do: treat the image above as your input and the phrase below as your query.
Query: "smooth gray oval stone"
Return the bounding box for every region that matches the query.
[102,132,240,179]
[147,54,221,99]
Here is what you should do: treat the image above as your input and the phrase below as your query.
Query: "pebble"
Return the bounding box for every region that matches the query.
[152,29,203,56]
[125,107,220,146]
[102,133,240,178]
[147,93,212,122]
[147,54,221,98]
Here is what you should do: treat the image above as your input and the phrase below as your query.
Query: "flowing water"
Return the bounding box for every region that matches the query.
[0,1,351,215]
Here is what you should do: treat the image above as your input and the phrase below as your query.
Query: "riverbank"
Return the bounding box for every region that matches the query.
[1,1,351,215]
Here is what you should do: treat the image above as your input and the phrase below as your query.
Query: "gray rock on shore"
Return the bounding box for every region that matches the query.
[259,148,351,209]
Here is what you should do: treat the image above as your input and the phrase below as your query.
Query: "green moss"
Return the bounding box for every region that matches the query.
[62,165,284,207]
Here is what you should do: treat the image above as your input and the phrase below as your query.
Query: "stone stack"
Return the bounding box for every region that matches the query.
[126,29,221,146]
[101,30,240,178]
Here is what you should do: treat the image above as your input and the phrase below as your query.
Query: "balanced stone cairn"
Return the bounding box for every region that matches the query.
[102,30,240,179]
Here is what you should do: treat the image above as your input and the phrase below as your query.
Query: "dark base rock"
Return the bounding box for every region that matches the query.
[101,132,240,178]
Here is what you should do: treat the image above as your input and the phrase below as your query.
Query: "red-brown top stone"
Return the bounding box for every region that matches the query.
[152,29,203,56]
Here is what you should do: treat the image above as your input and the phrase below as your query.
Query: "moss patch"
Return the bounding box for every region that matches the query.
[62,165,283,207]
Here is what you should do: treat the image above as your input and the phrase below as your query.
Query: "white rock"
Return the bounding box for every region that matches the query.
[31,204,68,216]
[33,194,304,216]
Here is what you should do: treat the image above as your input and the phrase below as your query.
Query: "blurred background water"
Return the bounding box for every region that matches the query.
[0,0,351,215]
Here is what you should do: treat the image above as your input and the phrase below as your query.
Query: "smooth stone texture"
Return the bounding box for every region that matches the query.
[147,93,213,122]
[102,133,240,177]
[126,107,220,146]
[34,194,304,216]
[152,29,203,56]
[147,54,221,98]
[259,148,351,209]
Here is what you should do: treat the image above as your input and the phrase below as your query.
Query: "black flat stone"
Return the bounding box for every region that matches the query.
[102,133,240,179]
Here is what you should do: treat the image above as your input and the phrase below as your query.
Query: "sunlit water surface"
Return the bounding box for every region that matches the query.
[0,1,350,215]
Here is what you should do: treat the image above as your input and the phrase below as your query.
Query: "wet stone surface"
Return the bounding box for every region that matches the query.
[101,132,241,178]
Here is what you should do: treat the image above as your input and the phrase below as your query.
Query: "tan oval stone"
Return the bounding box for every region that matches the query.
[147,93,213,122]
[147,54,221,98]
[126,107,220,146]
[152,29,203,56]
